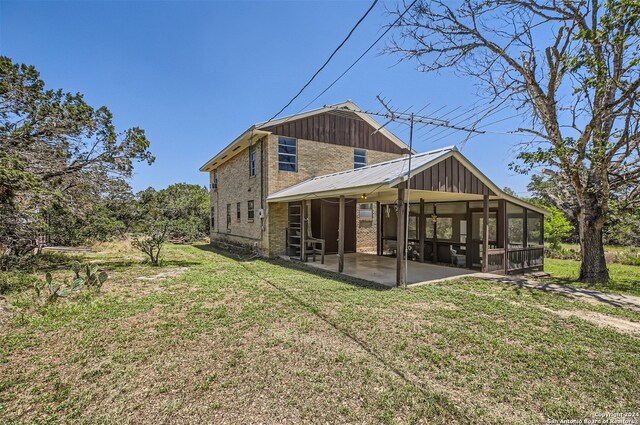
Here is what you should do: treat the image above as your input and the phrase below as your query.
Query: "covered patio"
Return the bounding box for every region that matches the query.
[268,146,547,287]
[305,252,481,287]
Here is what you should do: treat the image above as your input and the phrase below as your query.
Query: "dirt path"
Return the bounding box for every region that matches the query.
[477,274,640,312]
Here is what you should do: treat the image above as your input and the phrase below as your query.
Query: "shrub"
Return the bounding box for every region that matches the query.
[0,272,39,295]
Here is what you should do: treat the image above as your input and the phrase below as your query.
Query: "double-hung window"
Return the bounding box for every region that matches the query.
[226,204,231,229]
[278,137,297,172]
[212,170,219,190]
[249,145,257,177]
[247,200,255,222]
[210,206,215,229]
[354,149,367,169]
[236,202,241,222]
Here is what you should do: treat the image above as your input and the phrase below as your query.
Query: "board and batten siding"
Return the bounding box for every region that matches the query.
[397,155,495,196]
[262,111,409,155]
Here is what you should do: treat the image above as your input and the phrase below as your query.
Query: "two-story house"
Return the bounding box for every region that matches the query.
[199,101,410,256]
[200,101,547,286]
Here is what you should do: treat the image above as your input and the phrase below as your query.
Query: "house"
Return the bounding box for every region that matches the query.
[200,101,546,286]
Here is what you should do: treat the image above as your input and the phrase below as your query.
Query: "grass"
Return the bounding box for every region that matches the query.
[545,258,640,297]
[0,244,638,424]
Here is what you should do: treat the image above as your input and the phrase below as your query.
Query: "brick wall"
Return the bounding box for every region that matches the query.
[210,139,266,252]
[208,132,404,257]
[356,203,378,253]
[264,134,400,194]
[264,135,402,256]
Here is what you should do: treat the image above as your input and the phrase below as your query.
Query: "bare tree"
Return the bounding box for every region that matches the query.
[387,0,640,283]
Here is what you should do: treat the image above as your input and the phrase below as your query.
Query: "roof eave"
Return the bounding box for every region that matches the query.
[199,128,271,172]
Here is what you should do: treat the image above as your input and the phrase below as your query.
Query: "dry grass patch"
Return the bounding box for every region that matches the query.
[0,244,638,424]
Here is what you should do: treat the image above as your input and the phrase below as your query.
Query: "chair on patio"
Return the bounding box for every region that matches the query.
[304,218,325,264]
[449,245,466,267]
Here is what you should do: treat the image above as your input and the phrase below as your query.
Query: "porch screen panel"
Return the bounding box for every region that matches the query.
[408,204,420,240]
[527,210,543,246]
[423,203,434,239]
[507,203,525,248]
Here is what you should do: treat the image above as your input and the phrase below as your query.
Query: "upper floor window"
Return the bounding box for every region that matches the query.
[213,170,219,189]
[249,145,257,177]
[278,137,297,172]
[354,149,367,169]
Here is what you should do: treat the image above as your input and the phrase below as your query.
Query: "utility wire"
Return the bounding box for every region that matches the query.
[264,0,380,124]
[292,0,420,116]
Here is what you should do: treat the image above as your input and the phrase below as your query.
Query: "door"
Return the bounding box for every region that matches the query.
[469,211,497,269]
[311,199,356,254]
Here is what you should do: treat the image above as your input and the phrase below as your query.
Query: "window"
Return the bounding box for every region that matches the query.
[212,170,219,189]
[278,137,297,172]
[249,145,257,177]
[247,200,255,221]
[226,204,231,229]
[359,203,373,220]
[436,217,453,240]
[236,202,241,222]
[210,206,215,230]
[354,149,367,169]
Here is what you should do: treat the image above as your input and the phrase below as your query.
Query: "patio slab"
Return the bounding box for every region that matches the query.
[303,252,482,287]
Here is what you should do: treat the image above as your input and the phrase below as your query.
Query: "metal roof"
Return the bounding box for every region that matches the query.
[267,147,455,202]
[266,146,548,215]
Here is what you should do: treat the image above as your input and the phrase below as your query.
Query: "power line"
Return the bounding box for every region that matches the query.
[264,0,380,124]
[291,0,420,117]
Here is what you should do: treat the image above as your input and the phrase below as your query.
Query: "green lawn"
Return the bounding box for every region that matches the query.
[545,258,640,297]
[0,244,638,424]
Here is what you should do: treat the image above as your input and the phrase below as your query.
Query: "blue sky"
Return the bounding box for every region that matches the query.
[1,0,534,195]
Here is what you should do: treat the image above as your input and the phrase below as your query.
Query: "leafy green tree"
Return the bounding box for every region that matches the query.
[388,1,640,283]
[544,206,575,251]
[0,56,154,254]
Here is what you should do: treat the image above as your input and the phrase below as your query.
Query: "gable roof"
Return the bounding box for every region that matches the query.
[199,101,411,172]
[266,146,547,215]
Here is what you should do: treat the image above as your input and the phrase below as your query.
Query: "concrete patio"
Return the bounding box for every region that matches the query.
[304,252,482,287]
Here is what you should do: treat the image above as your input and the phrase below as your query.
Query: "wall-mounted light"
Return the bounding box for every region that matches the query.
[431,214,438,224]
[360,193,367,200]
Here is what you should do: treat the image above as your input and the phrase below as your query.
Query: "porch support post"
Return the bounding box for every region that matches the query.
[301,201,306,262]
[338,195,345,273]
[432,204,438,263]
[396,188,406,287]
[482,194,489,273]
[499,200,508,274]
[419,198,425,263]
[376,201,382,256]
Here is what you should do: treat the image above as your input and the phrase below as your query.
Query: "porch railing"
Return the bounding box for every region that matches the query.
[507,246,544,272]
[486,249,506,273]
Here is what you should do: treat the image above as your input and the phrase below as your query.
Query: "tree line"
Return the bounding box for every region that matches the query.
[0,56,209,267]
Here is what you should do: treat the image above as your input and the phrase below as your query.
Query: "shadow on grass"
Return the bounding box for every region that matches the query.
[480,275,640,311]
[193,243,388,291]
[191,243,462,417]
